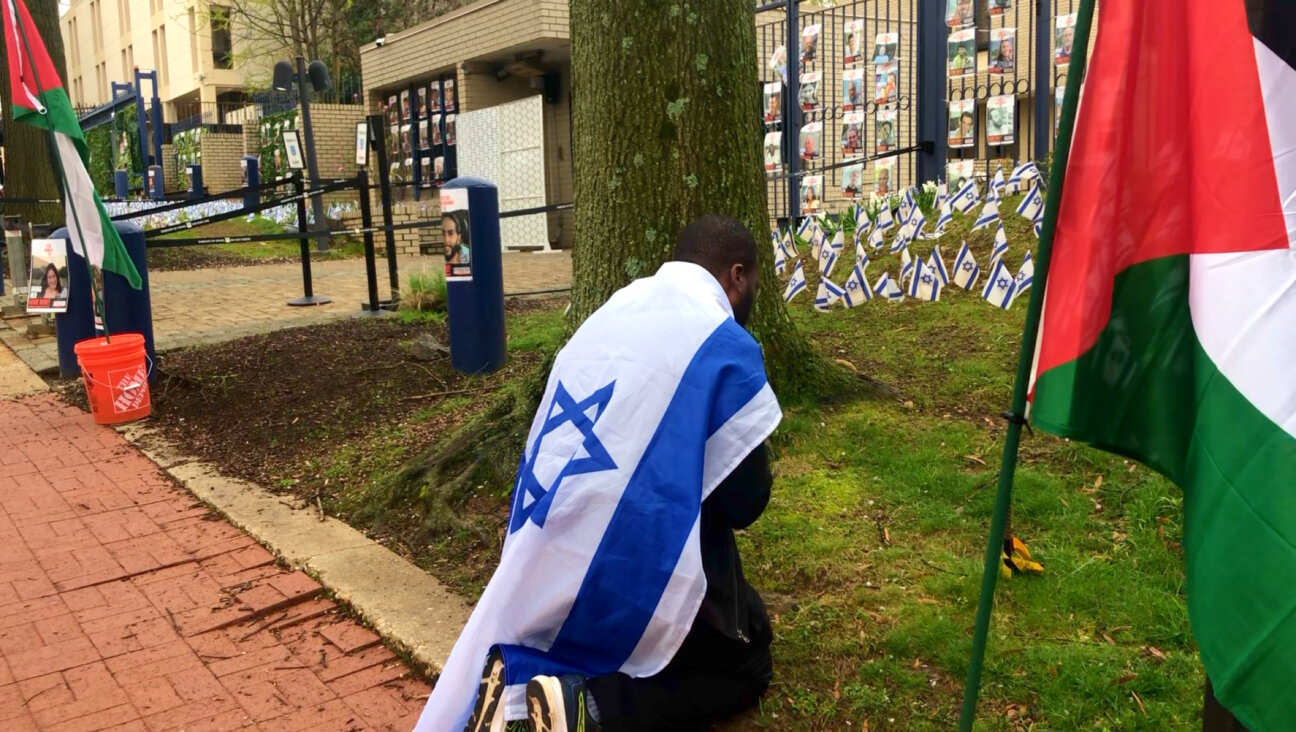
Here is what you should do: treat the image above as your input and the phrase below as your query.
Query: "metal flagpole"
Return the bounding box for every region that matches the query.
[956,0,1098,728]
[9,1,112,341]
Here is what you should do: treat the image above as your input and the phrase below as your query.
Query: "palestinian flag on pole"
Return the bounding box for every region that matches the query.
[2,0,141,288]
[1030,1,1295,728]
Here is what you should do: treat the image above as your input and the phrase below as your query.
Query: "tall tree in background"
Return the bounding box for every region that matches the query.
[568,0,831,394]
[0,0,66,224]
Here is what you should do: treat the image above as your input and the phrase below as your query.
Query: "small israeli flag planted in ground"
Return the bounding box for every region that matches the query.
[899,188,915,226]
[855,230,869,263]
[951,179,980,214]
[991,222,1009,266]
[797,217,815,239]
[981,259,1017,309]
[854,203,870,231]
[1007,161,1039,192]
[899,246,914,285]
[928,245,949,286]
[952,242,980,291]
[1011,251,1035,304]
[868,226,885,251]
[1016,181,1044,222]
[934,198,953,237]
[843,261,872,307]
[890,225,911,254]
[874,271,904,302]
[783,229,798,257]
[973,199,1000,231]
[815,277,845,310]
[784,261,807,302]
[907,258,942,302]
[910,206,928,240]
[875,202,895,231]
[774,240,787,277]
[819,245,840,279]
[989,165,1007,202]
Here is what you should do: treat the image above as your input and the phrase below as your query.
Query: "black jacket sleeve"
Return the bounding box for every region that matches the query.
[707,443,772,530]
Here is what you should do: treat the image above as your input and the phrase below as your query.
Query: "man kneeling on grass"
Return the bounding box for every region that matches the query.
[412,215,783,732]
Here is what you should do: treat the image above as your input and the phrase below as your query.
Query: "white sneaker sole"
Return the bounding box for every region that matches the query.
[525,675,568,732]
[464,654,507,732]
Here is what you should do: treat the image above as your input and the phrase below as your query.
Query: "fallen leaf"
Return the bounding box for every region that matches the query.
[1094,475,1104,489]
[1103,633,1115,645]
[833,678,841,700]
[883,527,891,544]
[912,657,921,670]
[964,454,986,465]
[1112,673,1139,685]
[1147,646,1167,662]
[1128,463,1137,473]
[1132,691,1147,715]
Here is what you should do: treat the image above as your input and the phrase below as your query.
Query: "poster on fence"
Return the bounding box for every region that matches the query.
[947,0,974,28]
[417,87,428,120]
[947,158,975,191]
[400,90,411,121]
[874,62,898,105]
[446,115,457,146]
[444,79,457,112]
[989,28,1016,75]
[442,188,472,281]
[876,106,897,154]
[873,32,899,64]
[842,69,865,111]
[418,119,430,150]
[800,24,820,64]
[875,157,896,196]
[421,156,434,188]
[844,20,865,65]
[431,115,443,145]
[769,45,788,84]
[840,111,864,155]
[1055,87,1065,134]
[355,122,368,167]
[764,82,782,125]
[799,122,823,161]
[842,163,865,200]
[387,95,399,126]
[801,175,824,213]
[948,29,976,77]
[764,132,782,172]
[948,98,976,148]
[283,130,305,170]
[429,81,441,113]
[987,95,1015,145]
[1056,14,1076,67]
[27,239,68,314]
[799,71,821,111]
[989,0,1011,16]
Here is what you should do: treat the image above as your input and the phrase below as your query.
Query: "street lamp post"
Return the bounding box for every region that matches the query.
[274,56,330,253]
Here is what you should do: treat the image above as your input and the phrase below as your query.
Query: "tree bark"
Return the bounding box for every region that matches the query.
[569,0,830,396]
[0,0,70,225]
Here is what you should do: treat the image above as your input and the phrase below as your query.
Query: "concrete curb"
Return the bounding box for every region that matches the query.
[118,422,472,680]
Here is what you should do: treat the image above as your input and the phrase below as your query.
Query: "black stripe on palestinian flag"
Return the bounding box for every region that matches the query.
[1246,0,1296,70]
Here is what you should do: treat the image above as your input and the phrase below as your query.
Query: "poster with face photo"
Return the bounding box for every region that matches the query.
[989,0,1011,16]
[987,95,1015,145]
[417,87,428,119]
[1056,14,1076,67]
[875,106,897,154]
[841,69,865,112]
[800,24,820,64]
[446,115,456,146]
[434,156,445,180]
[843,20,865,65]
[763,131,782,172]
[389,125,400,158]
[840,111,864,155]
[948,29,976,77]
[989,28,1016,75]
[874,157,896,196]
[443,79,457,111]
[441,187,472,280]
[387,95,399,126]
[429,82,442,113]
[841,163,865,200]
[400,90,411,121]
[27,239,68,314]
[400,124,412,155]
[431,114,443,145]
[763,82,782,125]
[799,121,823,161]
[798,71,821,111]
[874,62,898,105]
[948,98,976,148]
[801,175,824,213]
[873,32,899,64]
[947,158,975,191]
[769,45,788,84]
[947,0,974,27]
[421,156,433,188]
[418,120,430,150]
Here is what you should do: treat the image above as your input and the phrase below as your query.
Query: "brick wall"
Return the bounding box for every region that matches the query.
[160,143,178,192]
[339,198,442,258]
[306,103,367,207]
[201,132,245,193]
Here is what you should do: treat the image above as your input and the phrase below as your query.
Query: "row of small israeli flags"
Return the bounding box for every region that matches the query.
[777,161,1042,311]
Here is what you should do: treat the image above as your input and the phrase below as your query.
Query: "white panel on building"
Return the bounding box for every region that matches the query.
[457,95,550,252]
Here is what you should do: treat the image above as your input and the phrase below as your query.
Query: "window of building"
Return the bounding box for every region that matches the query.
[90,1,102,52]
[117,0,129,34]
[122,48,128,80]
[211,6,233,70]
[127,44,134,74]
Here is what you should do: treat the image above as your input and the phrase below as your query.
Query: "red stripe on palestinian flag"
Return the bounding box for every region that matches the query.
[1035,0,1288,376]
[2,0,140,289]
[1031,1,1296,729]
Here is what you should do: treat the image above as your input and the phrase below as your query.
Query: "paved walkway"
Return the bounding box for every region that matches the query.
[0,391,431,731]
[1,251,572,374]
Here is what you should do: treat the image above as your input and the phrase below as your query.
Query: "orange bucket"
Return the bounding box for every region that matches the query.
[73,333,152,425]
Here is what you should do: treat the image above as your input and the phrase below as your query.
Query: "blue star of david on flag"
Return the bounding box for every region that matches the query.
[509,381,618,534]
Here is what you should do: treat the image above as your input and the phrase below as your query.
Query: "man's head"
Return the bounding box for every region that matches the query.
[960,111,974,133]
[674,215,760,327]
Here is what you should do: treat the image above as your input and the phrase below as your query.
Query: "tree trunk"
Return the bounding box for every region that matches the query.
[0,0,70,225]
[568,0,830,396]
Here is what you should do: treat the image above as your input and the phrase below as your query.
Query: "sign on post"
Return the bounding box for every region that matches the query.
[441,188,472,282]
[27,239,69,314]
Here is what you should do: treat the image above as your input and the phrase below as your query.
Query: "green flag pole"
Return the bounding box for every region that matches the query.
[10,5,113,341]
[956,0,1098,729]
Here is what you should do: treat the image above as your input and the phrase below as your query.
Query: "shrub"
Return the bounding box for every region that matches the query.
[404,269,447,313]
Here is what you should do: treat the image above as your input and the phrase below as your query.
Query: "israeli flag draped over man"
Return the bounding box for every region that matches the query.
[414,216,782,730]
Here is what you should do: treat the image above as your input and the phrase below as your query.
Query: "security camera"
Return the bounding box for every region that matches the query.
[374,36,386,47]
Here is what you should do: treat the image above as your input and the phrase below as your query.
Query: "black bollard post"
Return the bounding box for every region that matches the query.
[369,115,401,305]
[356,169,383,316]
[288,171,331,306]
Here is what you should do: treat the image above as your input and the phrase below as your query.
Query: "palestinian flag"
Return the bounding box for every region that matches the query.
[1031,1,1295,728]
[2,0,140,288]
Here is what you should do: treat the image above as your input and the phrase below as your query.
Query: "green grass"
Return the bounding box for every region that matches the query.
[150,216,366,266]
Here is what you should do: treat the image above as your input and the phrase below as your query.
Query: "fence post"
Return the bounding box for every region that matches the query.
[784,0,801,222]
[356,168,383,315]
[287,171,332,306]
[916,0,948,184]
[1034,0,1053,163]
[369,115,401,301]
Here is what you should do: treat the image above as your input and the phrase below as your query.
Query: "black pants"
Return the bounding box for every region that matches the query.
[586,624,772,732]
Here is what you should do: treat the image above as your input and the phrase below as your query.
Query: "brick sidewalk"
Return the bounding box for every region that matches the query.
[0,394,430,731]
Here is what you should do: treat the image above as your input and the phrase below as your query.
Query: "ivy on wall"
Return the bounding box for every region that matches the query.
[258,110,301,183]
[85,104,144,196]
